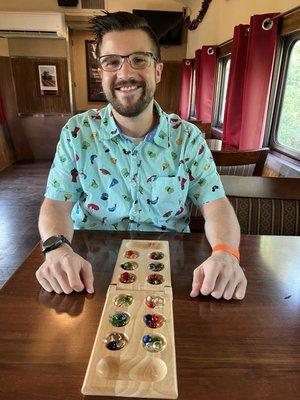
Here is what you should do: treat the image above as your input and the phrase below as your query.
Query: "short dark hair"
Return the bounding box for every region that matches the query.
[90,11,161,61]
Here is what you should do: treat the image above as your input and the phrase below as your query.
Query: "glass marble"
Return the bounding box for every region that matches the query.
[143,313,165,328]
[105,332,128,351]
[119,272,136,284]
[149,251,164,260]
[142,334,166,352]
[147,273,164,285]
[121,261,138,270]
[114,294,133,307]
[109,312,130,327]
[124,250,139,259]
[148,262,164,271]
[145,295,165,308]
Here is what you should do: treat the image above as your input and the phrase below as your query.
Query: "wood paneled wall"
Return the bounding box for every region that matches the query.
[155,61,181,114]
[0,56,33,160]
[0,124,14,171]
[11,57,70,114]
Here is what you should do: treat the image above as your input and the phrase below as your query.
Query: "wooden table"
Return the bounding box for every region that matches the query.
[0,231,299,400]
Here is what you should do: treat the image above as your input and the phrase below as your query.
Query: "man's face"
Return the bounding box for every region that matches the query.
[98,29,163,117]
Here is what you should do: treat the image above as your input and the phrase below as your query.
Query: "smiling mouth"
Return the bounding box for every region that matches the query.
[114,84,142,93]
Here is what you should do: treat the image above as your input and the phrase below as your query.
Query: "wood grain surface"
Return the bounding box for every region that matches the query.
[82,240,177,398]
[0,231,299,400]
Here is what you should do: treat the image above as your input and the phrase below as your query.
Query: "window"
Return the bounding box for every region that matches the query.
[212,55,231,130]
[268,32,300,161]
[189,65,197,120]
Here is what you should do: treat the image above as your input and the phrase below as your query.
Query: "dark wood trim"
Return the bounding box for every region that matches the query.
[269,148,300,167]
[221,175,300,200]
[279,7,300,36]
[210,127,222,139]
[217,41,232,57]
[188,120,211,138]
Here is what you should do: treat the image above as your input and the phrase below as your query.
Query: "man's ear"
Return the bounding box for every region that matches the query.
[155,62,164,84]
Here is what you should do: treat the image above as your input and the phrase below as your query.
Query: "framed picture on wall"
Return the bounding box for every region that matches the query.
[38,65,58,95]
[85,40,106,102]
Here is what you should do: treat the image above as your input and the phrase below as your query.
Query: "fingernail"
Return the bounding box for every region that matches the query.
[87,287,94,294]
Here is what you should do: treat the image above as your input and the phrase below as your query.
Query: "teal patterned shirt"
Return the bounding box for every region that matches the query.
[45,101,225,232]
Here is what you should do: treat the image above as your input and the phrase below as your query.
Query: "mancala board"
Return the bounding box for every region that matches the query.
[81,239,178,399]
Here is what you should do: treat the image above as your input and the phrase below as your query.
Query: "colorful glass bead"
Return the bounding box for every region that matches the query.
[121,261,138,270]
[105,332,127,351]
[114,294,133,307]
[142,334,166,353]
[109,312,130,327]
[143,313,165,329]
[147,273,164,285]
[119,272,136,284]
[148,262,164,271]
[124,250,139,259]
[145,295,165,309]
[149,251,164,260]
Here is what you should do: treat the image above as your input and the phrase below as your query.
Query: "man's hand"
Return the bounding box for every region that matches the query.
[190,251,247,300]
[36,245,94,294]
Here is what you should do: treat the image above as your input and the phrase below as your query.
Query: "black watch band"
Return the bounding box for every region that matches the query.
[42,235,72,255]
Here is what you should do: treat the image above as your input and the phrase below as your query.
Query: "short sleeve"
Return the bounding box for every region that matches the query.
[185,128,225,206]
[44,123,83,203]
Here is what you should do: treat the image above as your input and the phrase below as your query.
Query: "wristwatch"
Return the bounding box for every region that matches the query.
[42,235,72,255]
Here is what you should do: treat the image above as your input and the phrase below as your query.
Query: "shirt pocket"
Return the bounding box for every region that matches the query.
[150,176,189,219]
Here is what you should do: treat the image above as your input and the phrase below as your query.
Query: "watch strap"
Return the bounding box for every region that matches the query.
[42,235,71,255]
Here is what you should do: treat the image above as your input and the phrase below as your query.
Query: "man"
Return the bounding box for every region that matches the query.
[36,12,247,300]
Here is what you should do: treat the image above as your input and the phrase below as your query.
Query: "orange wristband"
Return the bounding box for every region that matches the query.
[212,243,240,262]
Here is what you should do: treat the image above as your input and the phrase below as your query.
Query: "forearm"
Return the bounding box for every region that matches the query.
[38,198,74,242]
[201,197,240,248]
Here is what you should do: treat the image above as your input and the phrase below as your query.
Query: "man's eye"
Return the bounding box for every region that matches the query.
[133,57,146,64]
[103,58,119,66]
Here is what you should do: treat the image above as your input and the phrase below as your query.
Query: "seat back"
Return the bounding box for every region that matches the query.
[212,147,269,176]
[190,176,300,235]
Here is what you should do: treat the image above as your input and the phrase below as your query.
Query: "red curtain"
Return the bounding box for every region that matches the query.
[223,13,279,149]
[240,13,279,149]
[195,45,217,123]
[0,87,6,125]
[222,25,249,148]
[178,59,193,120]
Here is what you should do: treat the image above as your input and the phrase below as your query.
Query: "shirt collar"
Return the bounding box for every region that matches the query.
[96,101,170,149]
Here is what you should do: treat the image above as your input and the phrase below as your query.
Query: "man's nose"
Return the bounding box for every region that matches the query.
[116,58,135,78]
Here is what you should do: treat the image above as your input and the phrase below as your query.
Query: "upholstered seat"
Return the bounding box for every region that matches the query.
[190,176,300,235]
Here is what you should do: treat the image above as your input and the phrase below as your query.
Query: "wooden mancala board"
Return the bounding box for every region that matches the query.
[82,239,178,399]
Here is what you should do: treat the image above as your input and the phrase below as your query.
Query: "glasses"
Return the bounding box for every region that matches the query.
[98,52,158,72]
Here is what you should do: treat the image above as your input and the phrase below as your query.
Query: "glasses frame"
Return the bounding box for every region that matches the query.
[98,51,159,71]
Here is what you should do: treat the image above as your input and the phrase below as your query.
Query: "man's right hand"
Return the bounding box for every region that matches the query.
[36,244,94,294]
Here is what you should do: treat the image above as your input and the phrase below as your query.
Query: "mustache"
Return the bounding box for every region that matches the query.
[113,79,145,90]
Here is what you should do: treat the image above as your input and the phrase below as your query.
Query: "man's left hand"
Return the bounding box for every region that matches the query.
[190,251,247,300]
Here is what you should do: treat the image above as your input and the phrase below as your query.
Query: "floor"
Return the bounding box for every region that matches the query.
[0,161,50,288]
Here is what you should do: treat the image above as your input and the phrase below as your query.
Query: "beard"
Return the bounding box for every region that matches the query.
[103,78,155,117]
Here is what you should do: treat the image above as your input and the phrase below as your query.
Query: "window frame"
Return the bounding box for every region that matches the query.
[265,31,300,162]
[211,54,231,132]
[188,62,197,120]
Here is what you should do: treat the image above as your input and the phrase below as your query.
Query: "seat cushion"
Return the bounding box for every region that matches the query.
[190,197,300,235]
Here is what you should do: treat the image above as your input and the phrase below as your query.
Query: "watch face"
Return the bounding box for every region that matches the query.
[43,235,62,247]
